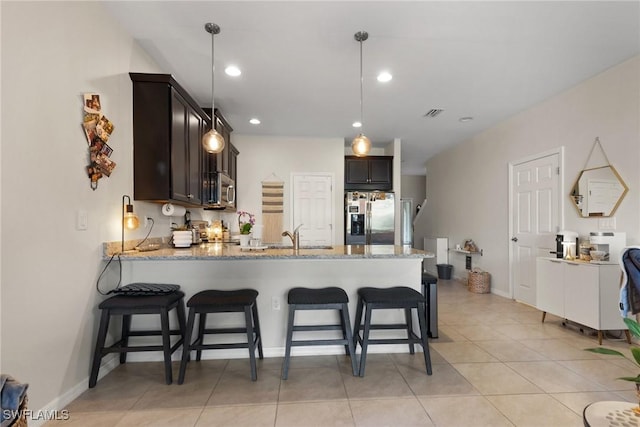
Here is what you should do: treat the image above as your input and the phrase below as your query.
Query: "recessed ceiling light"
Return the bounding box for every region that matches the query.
[249,118,260,125]
[459,116,474,123]
[352,121,362,128]
[225,65,241,77]
[377,71,392,83]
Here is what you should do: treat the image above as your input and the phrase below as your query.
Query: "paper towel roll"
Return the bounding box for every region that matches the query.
[162,203,186,217]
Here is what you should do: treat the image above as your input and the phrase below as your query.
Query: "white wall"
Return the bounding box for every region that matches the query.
[0,0,3,375]
[0,1,166,414]
[416,56,640,295]
[200,134,346,244]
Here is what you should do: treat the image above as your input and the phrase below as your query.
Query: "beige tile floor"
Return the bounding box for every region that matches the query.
[47,279,639,426]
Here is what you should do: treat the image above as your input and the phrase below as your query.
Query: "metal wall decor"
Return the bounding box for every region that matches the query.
[82,93,116,190]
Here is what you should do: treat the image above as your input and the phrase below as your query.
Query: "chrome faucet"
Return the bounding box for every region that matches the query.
[282,224,303,250]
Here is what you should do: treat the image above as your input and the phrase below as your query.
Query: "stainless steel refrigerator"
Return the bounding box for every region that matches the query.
[345,191,395,245]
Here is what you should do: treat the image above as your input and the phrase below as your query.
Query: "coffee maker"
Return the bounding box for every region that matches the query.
[589,232,626,262]
[555,231,579,259]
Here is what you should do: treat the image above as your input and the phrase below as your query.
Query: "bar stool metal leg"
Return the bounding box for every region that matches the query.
[252,302,264,359]
[120,314,131,364]
[196,313,207,362]
[358,304,374,377]
[340,302,359,376]
[404,308,415,354]
[178,307,197,385]
[353,296,364,351]
[282,304,297,380]
[244,304,258,381]
[160,307,173,384]
[89,309,110,388]
[417,300,432,375]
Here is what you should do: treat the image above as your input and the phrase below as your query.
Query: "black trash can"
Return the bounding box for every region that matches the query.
[436,264,453,280]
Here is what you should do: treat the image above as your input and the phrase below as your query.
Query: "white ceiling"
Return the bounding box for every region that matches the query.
[103,1,640,175]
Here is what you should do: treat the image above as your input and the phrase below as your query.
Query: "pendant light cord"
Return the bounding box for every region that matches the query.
[205,23,220,115]
[211,27,215,113]
[359,37,364,133]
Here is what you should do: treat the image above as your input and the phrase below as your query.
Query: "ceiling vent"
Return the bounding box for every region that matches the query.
[423,109,444,118]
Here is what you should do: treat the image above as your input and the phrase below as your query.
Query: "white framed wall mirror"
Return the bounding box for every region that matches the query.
[570,165,628,217]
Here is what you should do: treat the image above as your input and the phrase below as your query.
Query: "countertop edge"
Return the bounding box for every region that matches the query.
[102,243,432,261]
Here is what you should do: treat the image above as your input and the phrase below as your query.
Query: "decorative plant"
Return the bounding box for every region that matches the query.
[585,317,640,412]
[237,211,255,235]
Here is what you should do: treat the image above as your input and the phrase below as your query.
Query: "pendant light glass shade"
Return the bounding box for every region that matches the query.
[123,207,140,230]
[202,129,225,153]
[351,31,370,157]
[351,133,371,157]
[203,22,225,154]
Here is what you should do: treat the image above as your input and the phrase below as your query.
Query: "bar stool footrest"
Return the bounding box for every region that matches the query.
[292,324,343,332]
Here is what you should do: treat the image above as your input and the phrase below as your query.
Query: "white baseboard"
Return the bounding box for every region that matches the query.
[29,355,119,427]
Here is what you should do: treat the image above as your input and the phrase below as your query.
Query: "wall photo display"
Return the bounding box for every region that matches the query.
[82,93,116,190]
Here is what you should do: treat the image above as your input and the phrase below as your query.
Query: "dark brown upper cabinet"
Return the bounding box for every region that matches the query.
[345,156,393,191]
[130,73,209,206]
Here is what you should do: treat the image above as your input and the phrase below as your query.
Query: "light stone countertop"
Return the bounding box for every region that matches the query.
[103,241,432,261]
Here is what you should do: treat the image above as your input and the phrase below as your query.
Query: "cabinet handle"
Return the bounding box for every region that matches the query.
[187,194,194,199]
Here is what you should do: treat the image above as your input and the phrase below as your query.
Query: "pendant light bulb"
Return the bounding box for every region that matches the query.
[203,22,225,154]
[351,133,371,157]
[352,30,370,157]
[124,205,140,230]
[203,129,225,153]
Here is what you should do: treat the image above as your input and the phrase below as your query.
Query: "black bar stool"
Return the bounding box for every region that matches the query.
[178,289,263,383]
[421,272,438,338]
[282,287,358,379]
[353,286,432,377]
[89,288,186,388]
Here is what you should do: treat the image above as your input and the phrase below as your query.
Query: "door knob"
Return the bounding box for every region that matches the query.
[511,237,518,242]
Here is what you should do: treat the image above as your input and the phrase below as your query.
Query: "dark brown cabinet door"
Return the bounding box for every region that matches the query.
[345,157,370,186]
[170,90,189,203]
[130,73,209,207]
[186,105,204,205]
[344,156,393,191]
[369,157,393,187]
[167,88,203,205]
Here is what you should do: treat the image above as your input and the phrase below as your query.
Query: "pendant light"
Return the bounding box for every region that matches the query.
[202,22,226,154]
[351,30,371,157]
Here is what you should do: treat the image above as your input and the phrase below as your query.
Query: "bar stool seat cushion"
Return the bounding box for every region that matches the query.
[187,289,258,308]
[357,286,423,304]
[421,272,438,285]
[98,291,185,310]
[288,287,348,305]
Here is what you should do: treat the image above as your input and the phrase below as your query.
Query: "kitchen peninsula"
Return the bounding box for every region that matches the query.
[102,243,432,359]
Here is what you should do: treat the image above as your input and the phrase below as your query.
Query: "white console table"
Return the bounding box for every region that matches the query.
[536,257,630,344]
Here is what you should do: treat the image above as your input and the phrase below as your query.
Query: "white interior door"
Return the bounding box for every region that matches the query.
[510,151,560,306]
[292,173,334,246]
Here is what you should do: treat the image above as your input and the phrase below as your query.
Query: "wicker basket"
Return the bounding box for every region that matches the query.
[468,270,490,293]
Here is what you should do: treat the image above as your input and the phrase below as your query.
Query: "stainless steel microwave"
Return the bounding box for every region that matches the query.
[205,172,235,210]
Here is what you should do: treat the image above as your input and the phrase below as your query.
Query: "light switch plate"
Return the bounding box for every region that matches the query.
[598,217,616,230]
[76,210,88,230]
